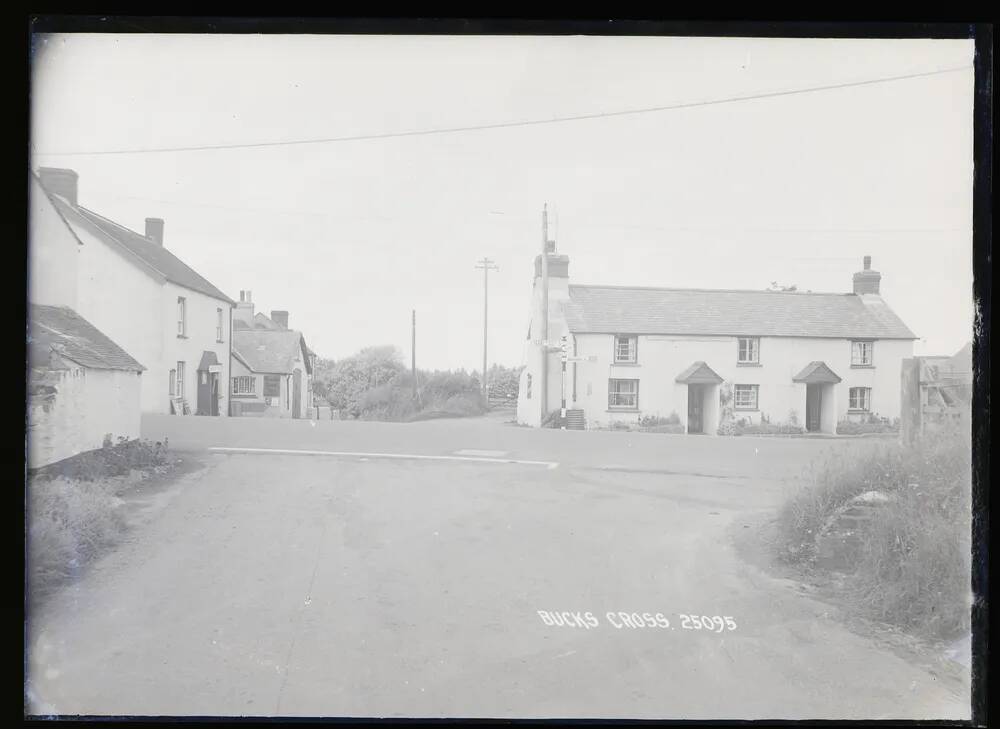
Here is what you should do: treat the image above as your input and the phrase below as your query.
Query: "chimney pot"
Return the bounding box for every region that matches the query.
[270,310,289,329]
[863,255,871,270]
[145,217,164,246]
[38,167,79,206]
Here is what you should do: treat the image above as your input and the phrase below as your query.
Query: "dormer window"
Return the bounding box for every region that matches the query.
[614,335,637,364]
[737,337,760,364]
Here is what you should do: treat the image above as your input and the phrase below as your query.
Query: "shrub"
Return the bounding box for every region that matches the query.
[836,414,900,435]
[30,437,172,483]
[774,425,972,640]
[640,412,681,427]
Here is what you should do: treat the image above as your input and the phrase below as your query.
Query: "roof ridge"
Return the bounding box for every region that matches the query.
[569,283,851,296]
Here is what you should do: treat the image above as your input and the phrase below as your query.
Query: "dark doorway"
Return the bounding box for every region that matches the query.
[210,373,220,416]
[806,384,822,432]
[688,384,704,434]
[292,370,301,419]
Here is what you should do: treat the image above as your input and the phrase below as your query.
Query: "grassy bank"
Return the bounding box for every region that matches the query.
[26,438,179,604]
[773,427,972,641]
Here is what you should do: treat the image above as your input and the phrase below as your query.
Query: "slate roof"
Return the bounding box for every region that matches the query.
[233,329,309,374]
[792,361,843,384]
[48,195,234,304]
[29,304,145,372]
[562,285,917,339]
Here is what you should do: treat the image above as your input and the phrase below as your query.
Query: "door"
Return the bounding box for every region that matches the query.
[806,385,822,432]
[196,369,210,416]
[687,384,703,433]
[210,373,220,416]
[292,369,301,419]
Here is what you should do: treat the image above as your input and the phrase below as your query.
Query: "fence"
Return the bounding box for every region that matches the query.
[900,356,972,443]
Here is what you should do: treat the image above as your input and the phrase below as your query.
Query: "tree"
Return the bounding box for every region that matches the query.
[319,346,405,414]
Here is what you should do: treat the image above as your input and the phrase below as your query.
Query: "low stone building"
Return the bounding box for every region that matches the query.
[28,305,144,469]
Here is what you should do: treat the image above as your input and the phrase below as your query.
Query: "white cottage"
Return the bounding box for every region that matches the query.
[36,167,234,416]
[27,172,144,467]
[516,249,916,434]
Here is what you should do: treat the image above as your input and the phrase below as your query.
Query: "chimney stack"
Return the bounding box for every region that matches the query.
[270,310,289,329]
[38,167,79,206]
[145,217,164,246]
[852,255,881,295]
[233,289,254,328]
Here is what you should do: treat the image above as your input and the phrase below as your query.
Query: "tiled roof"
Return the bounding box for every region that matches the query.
[49,196,234,304]
[29,304,145,372]
[233,329,308,374]
[563,285,917,339]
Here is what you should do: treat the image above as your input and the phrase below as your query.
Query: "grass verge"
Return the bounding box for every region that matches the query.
[26,438,181,605]
[773,426,972,642]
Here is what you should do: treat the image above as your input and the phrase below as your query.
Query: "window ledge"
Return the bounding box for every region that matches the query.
[734,407,760,412]
[612,361,640,366]
[177,334,189,339]
[232,394,258,399]
[847,409,871,414]
[607,408,640,413]
[216,340,225,344]
[850,365,875,369]
[736,362,762,367]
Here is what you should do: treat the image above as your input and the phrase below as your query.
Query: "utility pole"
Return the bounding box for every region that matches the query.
[475,257,499,397]
[411,309,417,401]
[540,204,550,420]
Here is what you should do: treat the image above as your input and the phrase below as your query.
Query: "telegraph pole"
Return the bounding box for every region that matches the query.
[540,204,550,419]
[475,257,499,397]
[411,309,417,401]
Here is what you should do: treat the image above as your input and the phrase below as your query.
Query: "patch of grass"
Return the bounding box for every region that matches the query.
[27,476,129,602]
[26,438,180,605]
[774,426,972,641]
[836,414,900,435]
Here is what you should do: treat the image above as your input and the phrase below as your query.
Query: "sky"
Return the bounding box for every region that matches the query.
[30,34,976,370]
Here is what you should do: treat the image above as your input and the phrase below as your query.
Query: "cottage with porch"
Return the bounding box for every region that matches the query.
[516,247,916,434]
[230,292,314,418]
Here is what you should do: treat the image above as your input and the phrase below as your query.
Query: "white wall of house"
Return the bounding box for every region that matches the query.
[515,266,570,427]
[28,176,79,308]
[28,363,142,469]
[566,333,913,432]
[75,223,164,409]
[163,282,231,416]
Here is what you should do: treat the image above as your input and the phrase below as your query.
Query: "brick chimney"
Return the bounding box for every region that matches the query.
[852,255,881,295]
[38,167,78,206]
[270,310,289,329]
[234,290,254,328]
[145,217,164,246]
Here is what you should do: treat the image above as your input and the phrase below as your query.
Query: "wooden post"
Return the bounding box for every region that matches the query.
[900,357,921,445]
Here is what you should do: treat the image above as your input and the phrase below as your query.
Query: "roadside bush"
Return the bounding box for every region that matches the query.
[836,414,900,435]
[640,412,681,427]
[27,476,129,602]
[737,421,806,435]
[774,425,972,640]
[30,437,172,483]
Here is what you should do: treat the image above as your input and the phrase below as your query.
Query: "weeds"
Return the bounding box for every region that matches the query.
[774,425,972,640]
